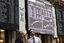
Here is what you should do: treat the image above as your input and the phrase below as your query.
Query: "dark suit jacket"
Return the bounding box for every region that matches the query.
[15,37,24,43]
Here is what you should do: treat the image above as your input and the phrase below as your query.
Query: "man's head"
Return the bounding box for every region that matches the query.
[18,31,24,38]
[29,29,35,36]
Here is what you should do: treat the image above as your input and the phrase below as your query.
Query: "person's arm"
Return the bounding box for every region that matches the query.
[38,38,42,43]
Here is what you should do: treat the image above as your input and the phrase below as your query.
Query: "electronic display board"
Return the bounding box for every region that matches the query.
[55,7,64,35]
[0,0,19,30]
[28,0,54,35]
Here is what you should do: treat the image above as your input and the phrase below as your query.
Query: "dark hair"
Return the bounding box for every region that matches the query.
[28,29,32,33]
[28,29,31,34]
[28,29,33,38]
[18,32,21,35]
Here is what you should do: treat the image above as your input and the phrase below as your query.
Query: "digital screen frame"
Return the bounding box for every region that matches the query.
[0,0,19,30]
[27,0,54,35]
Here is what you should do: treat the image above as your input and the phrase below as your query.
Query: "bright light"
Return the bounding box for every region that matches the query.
[0,29,5,32]
[0,40,3,42]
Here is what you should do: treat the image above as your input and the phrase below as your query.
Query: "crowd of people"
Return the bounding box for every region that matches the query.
[15,29,42,43]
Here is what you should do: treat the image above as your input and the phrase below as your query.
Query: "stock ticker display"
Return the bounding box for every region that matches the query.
[28,1,54,34]
[0,0,19,30]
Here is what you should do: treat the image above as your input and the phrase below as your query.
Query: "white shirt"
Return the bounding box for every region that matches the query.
[28,36,42,43]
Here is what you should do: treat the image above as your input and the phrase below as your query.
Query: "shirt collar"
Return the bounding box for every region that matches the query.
[30,36,35,39]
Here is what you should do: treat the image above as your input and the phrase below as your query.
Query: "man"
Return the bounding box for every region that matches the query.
[15,31,24,43]
[28,29,42,43]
